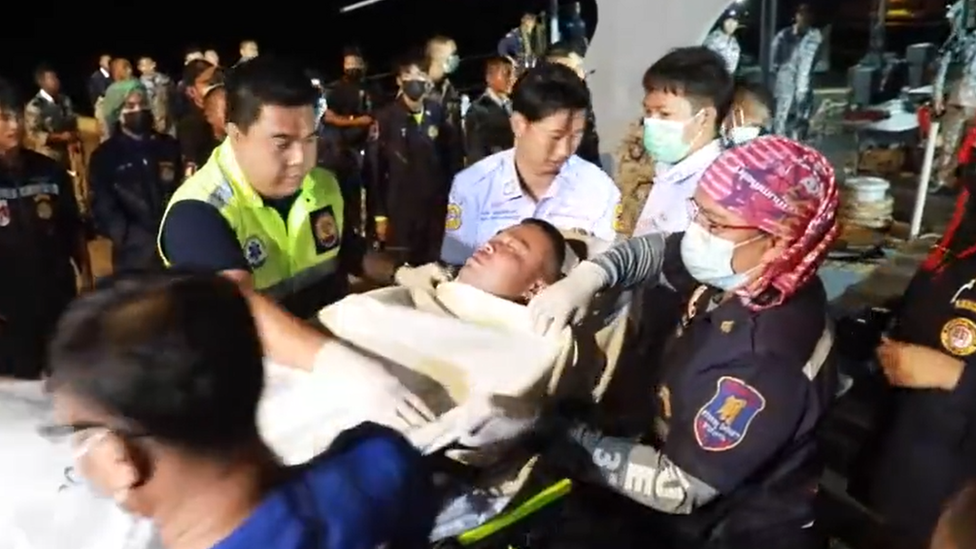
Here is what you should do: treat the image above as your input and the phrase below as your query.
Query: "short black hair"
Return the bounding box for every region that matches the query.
[0,78,21,113]
[520,218,567,277]
[182,59,214,86]
[224,55,318,132]
[545,41,582,60]
[734,79,775,115]
[47,272,264,454]
[34,64,55,83]
[395,52,427,76]
[642,46,734,132]
[485,56,513,74]
[342,45,363,60]
[511,63,590,123]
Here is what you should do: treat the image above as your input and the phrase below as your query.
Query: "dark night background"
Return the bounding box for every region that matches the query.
[3,0,950,115]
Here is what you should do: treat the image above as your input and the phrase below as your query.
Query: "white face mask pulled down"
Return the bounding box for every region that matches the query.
[679,222,763,290]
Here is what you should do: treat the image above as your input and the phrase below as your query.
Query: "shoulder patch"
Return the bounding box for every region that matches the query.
[694,376,766,452]
[941,317,976,356]
[445,203,462,231]
[612,203,624,232]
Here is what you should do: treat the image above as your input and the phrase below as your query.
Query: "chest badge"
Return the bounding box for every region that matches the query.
[694,376,766,452]
[428,125,439,139]
[445,203,462,231]
[34,194,53,220]
[159,161,176,183]
[310,206,340,254]
[243,236,267,268]
[941,317,976,356]
[0,200,10,227]
[720,321,734,333]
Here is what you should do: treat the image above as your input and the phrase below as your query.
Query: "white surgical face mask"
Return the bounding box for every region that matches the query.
[680,222,762,290]
[727,125,761,145]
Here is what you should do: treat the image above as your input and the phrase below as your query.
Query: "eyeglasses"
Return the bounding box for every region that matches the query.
[686,198,760,233]
[39,422,147,491]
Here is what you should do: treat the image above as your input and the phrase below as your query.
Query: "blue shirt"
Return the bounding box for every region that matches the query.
[212,423,436,549]
[440,149,620,265]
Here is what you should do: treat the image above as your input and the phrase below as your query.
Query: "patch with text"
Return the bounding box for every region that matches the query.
[694,376,766,452]
[941,317,976,356]
[445,203,461,231]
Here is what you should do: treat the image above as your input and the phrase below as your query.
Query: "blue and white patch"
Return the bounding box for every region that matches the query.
[694,376,765,452]
[243,236,267,268]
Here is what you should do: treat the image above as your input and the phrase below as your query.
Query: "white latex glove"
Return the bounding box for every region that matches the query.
[394,263,452,292]
[311,340,435,428]
[528,261,608,337]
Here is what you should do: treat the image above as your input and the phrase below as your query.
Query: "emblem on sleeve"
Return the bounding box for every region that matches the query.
[428,125,439,139]
[694,376,766,452]
[941,317,976,356]
[243,236,267,268]
[0,199,10,227]
[612,203,624,232]
[445,203,462,231]
[310,206,340,254]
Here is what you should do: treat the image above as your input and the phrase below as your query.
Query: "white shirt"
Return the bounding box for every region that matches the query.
[440,149,620,265]
[632,140,723,236]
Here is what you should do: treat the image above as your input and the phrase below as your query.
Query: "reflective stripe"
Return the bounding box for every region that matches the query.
[0,182,59,200]
[262,255,339,300]
[457,479,572,545]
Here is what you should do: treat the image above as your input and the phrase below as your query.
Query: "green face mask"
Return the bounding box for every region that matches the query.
[642,112,703,164]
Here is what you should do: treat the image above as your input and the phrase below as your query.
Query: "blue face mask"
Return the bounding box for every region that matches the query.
[642,112,702,164]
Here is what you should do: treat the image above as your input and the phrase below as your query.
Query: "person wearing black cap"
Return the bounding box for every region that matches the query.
[704,9,742,75]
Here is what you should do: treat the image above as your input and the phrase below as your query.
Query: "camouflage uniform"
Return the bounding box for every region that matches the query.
[23,91,77,168]
[771,26,822,138]
[140,72,174,135]
[703,29,741,75]
[934,4,976,188]
[612,120,655,237]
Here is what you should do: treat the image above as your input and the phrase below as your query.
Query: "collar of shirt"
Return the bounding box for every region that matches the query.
[215,139,313,208]
[653,139,723,188]
[484,89,511,110]
[495,149,573,203]
[37,90,55,103]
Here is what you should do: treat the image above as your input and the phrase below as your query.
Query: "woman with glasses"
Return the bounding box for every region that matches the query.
[42,272,437,549]
[526,136,839,549]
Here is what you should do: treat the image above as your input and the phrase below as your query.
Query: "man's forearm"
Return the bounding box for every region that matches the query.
[564,424,718,514]
[241,285,326,371]
[589,232,667,289]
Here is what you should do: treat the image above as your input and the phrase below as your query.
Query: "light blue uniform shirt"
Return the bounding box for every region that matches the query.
[440,149,621,265]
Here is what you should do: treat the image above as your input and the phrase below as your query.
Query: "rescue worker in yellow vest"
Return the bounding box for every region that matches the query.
[156,56,422,392]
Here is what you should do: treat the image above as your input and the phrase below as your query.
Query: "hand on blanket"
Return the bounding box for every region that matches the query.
[312,341,435,428]
[394,263,452,292]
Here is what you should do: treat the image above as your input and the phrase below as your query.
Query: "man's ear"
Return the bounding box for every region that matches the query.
[521,279,548,302]
[510,113,528,140]
[226,122,242,142]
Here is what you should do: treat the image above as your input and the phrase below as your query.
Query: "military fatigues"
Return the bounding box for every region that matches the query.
[545,233,835,549]
[934,30,976,188]
[364,99,461,265]
[612,120,655,237]
[771,27,822,138]
[23,91,78,168]
[703,30,741,75]
[463,91,513,164]
[0,150,82,378]
[497,27,542,74]
[140,73,174,135]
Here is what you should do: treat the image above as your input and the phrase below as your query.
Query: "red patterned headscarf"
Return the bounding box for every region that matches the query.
[697,135,840,310]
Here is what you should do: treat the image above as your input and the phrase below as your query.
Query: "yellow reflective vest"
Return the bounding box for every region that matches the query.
[158,140,344,299]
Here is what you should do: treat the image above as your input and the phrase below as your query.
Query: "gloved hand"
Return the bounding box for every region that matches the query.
[311,340,434,428]
[528,261,608,337]
[394,263,452,292]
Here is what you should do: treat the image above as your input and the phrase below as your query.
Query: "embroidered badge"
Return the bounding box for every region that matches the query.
[0,199,10,227]
[445,203,462,231]
[243,236,267,268]
[694,376,766,452]
[428,125,439,139]
[34,194,52,220]
[612,203,624,232]
[941,317,976,357]
[310,206,340,254]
